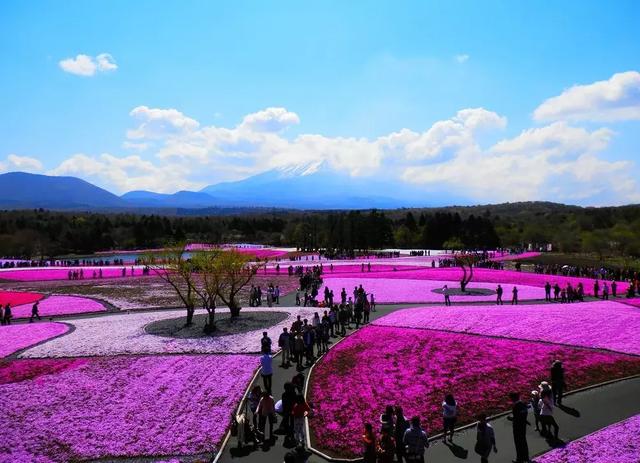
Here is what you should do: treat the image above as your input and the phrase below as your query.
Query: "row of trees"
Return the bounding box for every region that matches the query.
[0,204,639,260]
[144,246,260,330]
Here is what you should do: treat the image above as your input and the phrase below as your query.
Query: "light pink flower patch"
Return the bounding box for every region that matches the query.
[320,278,545,303]
[0,354,256,462]
[372,301,640,355]
[536,414,640,463]
[0,323,69,358]
[323,267,629,295]
[12,295,107,318]
[308,325,640,458]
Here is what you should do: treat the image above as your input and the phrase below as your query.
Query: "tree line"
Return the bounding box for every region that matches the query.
[0,202,638,259]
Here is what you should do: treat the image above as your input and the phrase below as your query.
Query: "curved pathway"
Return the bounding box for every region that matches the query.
[214,293,640,463]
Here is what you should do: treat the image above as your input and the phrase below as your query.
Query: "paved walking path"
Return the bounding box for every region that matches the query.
[215,294,640,463]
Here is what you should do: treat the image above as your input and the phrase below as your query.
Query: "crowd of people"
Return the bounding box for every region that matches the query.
[359,360,567,463]
[249,284,282,307]
[64,266,151,280]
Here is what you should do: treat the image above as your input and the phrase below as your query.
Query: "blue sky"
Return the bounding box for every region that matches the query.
[1,0,639,205]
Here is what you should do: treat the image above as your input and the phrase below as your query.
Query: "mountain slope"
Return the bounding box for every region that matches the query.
[0,172,127,209]
[121,190,219,208]
[200,161,446,209]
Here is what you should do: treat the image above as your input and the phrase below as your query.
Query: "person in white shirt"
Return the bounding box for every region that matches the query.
[538,390,559,439]
[442,394,458,442]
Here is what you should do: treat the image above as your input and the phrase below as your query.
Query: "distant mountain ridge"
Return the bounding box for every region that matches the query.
[0,172,127,209]
[0,163,444,210]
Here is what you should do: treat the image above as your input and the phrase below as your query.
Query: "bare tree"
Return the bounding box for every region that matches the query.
[143,244,197,326]
[455,253,480,292]
[213,249,262,318]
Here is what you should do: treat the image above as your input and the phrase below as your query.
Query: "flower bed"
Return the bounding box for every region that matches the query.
[308,325,640,458]
[0,323,69,358]
[0,290,44,307]
[264,264,424,275]
[372,301,640,355]
[21,307,318,358]
[322,267,630,295]
[0,354,256,462]
[622,298,640,309]
[536,413,640,463]
[12,295,107,319]
[0,266,148,282]
[320,278,545,303]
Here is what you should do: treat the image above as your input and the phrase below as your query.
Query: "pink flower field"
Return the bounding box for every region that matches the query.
[12,295,107,318]
[320,277,545,303]
[0,354,257,462]
[0,290,44,306]
[264,264,424,275]
[536,414,640,463]
[0,266,148,282]
[322,267,630,295]
[308,325,640,458]
[0,323,69,358]
[373,301,640,355]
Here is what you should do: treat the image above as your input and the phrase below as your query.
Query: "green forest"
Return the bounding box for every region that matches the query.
[0,201,639,261]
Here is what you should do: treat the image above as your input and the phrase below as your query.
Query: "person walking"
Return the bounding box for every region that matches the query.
[539,389,559,440]
[29,301,41,322]
[260,351,273,393]
[550,360,566,405]
[256,390,276,441]
[394,407,409,463]
[280,382,296,439]
[377,427,396,463]
[474,414,497,463]
[261,331,272,354]
[496,285,504,305]
[508,392,530,463]
[292,394,311,447]
[3,304,12,325]
[247,385,262,429]
[511,286,519,305]
[362,423,377,463]
[278,328,291,367]
[403,416,429,463]
[443,285,451,306]
[442,394,458,442]
[544,282,551,302]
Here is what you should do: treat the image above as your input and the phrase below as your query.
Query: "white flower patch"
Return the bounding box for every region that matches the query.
[21,307,318,358]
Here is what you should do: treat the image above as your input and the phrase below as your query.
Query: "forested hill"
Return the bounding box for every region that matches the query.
[0,201,638,259]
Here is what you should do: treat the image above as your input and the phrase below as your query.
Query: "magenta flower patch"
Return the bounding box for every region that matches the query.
[0,354,256,462]
[308,325,640,458]
[536,414,640,463]
[320,277,545,303]
[12,295,107,319]
[373,301,640,355]
[0,266,148,282]
[0,323,69,358]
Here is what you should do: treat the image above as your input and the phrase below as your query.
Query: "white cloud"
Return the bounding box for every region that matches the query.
[96,53,118,72]
[49,153,197,193]
[59,53,118,76]
[127,106,199,139]
[6,154,44,172]
[533,71,640,122]
[454,54,470,64]
[402,120,638,205]
[240,107,300,132]
[42,103,639,204]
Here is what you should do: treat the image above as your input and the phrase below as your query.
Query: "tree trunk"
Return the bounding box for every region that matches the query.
[185,306,195,326]
[229,298,241,318]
